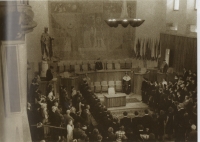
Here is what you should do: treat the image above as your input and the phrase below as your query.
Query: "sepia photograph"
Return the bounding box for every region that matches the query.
[0,0,198,141]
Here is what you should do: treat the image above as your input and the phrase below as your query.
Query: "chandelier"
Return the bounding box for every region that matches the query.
[105,0,145,28]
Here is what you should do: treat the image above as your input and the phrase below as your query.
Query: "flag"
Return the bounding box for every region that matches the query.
[157,40,161,59]
[140,38,143,59]
[151,39,155,60]
[133,38,137,58]
[136,39,140,58]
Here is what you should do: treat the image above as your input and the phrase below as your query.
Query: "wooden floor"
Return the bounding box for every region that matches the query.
[95,92,149,119]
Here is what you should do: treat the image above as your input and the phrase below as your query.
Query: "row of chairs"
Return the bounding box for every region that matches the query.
[90,81,122,93]
[60,58,142,65]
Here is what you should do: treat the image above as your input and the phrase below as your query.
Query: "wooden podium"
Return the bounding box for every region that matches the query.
[133,72,146,95]
[104,94,126,108]
[61,77,79,97]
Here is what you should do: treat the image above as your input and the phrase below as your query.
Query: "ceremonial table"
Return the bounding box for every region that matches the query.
[104,94,126,108]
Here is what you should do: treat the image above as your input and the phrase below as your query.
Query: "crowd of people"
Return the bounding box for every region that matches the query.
[140,68,197,141]
[27,67,197,142]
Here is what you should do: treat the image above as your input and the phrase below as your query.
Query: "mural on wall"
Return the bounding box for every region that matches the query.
[49,1,136,59]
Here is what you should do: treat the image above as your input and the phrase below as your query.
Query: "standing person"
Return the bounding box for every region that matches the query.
[160,60,168,73]
[157,110,166,141]
[67,119,74,142]
[141,78,148,102]
[95,58,103,70]
[122,72,131,95]
[41,27,54,60]
[183,68,189,81]
[46,66,54,81]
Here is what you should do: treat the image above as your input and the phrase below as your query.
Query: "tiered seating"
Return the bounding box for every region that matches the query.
[89,60,95,70]
[125,58,132,69]
[108,81,115,87]
[94,82,101,93]
[50,58,158,73]
[75,65,80,72]
[101,81,108,92]
[119,59,126,69]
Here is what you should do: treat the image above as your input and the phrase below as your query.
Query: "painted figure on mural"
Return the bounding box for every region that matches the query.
[41,27,54,61]
[123,72,131,95]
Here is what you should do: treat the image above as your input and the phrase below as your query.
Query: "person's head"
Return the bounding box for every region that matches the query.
[75,122,81,128]
[68,119,73,125]
[86,105,90,110]
[185,95,189,100]
[108,127,113,133]
[54,101,58,107]
[52,106,57,112]
[66,109,70,115]
[44,27,48,33]
[177,103,184,110]
[97,134,102,142]
[144,109,149,114]
[93,128,99,135]
[119,126,125,131]
[123,111,128,116]
[138,125,144,130]
[191,124,196,130]
[70,107,76,113]
[134,111,139,116]
[50,66,54,70]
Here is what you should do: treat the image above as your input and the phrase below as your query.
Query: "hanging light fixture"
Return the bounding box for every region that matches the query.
[105,0,145,28]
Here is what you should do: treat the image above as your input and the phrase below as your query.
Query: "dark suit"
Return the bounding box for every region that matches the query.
[142,114,152,131]
[95,61,103,70]
[183,71,189,81]
[120,116,132,130]
[132,116,142,132]
[46,69,53,81]
[73,128,85,139]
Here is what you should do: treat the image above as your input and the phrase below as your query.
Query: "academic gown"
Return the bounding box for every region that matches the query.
[123,75,131,95]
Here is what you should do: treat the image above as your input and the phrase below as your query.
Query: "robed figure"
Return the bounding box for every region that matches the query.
[41,27,54,60]
[123,73,131,95]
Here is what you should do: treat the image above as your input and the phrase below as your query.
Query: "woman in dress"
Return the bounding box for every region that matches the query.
[67,119,74,142]
[122,72,131,95]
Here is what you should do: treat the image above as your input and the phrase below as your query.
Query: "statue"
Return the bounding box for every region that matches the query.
[41,27,54,60]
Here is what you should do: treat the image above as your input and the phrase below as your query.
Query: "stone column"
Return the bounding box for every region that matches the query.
[1,41,31,142]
